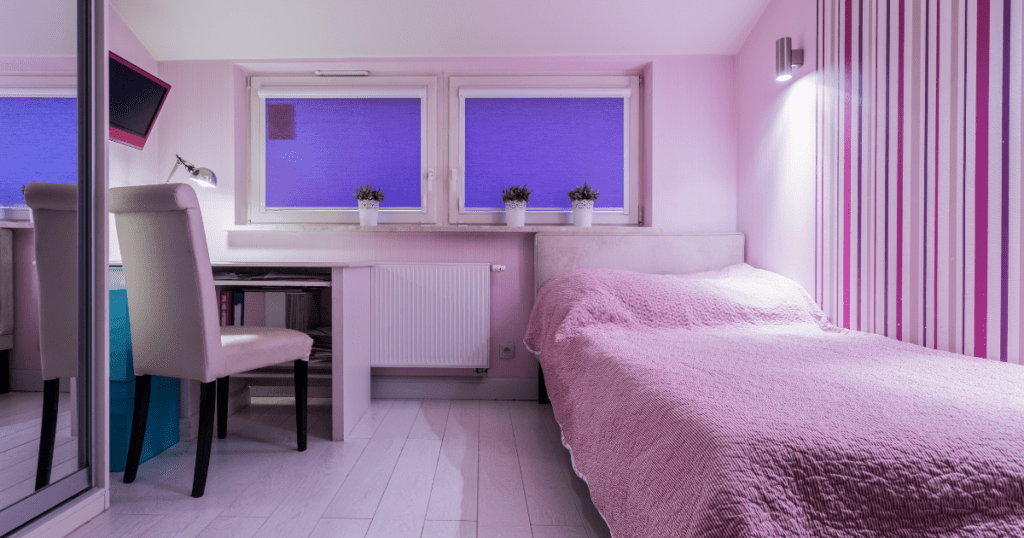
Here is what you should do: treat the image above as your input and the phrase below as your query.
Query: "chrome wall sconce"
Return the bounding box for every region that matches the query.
[776,37,804,81]
[165,155,217,188]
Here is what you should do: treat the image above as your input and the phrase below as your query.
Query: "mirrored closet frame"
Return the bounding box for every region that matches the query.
[0,0,108,533]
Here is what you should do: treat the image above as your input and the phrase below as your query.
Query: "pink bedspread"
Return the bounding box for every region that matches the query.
[525,264,1024,537]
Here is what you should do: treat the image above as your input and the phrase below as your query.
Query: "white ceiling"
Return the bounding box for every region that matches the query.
[110,0,773,61]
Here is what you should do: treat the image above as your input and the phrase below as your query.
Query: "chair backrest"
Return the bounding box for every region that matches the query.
[24,182,78,381]
[109,184,222,382]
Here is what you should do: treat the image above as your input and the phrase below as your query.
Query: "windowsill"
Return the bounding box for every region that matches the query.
[0,219,33,229]
[228,223,659,233]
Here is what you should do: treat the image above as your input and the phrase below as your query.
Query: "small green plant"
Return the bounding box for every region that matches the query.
[567,183,600,202]
[501,184,532,204]
[353,184,385,202]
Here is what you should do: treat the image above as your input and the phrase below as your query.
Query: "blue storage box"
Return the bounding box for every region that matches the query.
[109,286,179,472]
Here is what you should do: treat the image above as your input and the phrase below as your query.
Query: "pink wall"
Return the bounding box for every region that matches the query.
[146,55,741,380]
[106,3,161,262]
[649,55,738,232]
[0,0,75,57]
[735,0,818,296]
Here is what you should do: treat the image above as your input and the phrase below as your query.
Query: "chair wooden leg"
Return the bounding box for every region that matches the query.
[34,379,60,490]
[192,381,216,498]
[123,375,152,483]
[295,360,307,452]
[217,376,229,439]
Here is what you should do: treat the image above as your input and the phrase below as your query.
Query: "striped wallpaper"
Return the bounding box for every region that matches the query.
[816,0,1023,362]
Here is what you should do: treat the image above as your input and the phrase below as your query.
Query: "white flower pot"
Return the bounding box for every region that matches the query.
[505,201,527,227]
[572,200,595,227]
[358,200,379,226]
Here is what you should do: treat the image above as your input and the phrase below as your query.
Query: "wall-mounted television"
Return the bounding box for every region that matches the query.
[109,52,170,150]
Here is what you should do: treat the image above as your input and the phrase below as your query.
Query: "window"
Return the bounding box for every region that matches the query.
[0,89,77,207]
[249,76,438,224]
[449,76,640,225]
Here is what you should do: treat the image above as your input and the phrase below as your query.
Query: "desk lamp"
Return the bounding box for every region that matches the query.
[164,155,217,188]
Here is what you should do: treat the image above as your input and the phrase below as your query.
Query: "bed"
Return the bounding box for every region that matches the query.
[526,233,1024,538]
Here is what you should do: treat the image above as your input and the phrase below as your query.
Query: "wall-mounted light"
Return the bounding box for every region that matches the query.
[775,37,804,82]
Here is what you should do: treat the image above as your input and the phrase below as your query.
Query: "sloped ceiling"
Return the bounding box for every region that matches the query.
[110,0,773,61]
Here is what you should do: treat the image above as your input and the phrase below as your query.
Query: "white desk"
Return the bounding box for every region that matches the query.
[211,263,371,441]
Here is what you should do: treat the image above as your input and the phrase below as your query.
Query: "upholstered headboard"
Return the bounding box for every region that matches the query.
[534,233,745,292]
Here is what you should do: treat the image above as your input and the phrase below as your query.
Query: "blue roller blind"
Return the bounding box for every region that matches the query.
[0,97,77,205]
[264,98,422,209]
[463,97,624,209]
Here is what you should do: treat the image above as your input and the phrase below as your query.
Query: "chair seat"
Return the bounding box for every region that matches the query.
[218,326,313,378]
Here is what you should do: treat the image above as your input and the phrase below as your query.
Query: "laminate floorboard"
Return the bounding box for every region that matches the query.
[59,399,610,538]
[252,438,368,538]
[421,520,477,538]
[425,400,479,522]
[408,399,451,440]
[196,517,267,538]
[477,401,533,538]
[364,438,442,538]
[308,518,371,538]
[322,399,421,519]
[531,526,590,538]
[509,402,583,528]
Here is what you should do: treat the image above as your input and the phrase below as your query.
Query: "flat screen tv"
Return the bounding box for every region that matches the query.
[109,52,170,150]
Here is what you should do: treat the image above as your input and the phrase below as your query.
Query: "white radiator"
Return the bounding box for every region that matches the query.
[370,264,490,368]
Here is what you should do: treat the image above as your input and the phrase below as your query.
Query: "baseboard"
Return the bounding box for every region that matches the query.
[249,385,332,398]
[371,376,539,400]
[11,488,106,538]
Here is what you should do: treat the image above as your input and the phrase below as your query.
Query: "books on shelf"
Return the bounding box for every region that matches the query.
[232,292,244,326]
[217,288,319,333]
[215,280,329,364]
[219,290,232,326]
[243,291,267,326]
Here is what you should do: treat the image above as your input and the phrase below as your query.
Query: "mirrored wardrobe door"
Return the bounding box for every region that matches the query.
[0,0,96,532]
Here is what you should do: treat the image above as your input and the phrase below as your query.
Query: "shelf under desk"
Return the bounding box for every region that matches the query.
[213,279,332,287]
[210,264,369,441]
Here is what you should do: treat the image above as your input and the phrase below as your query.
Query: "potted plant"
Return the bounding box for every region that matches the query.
[501,184,532,227]
[568,182,599,227]
[354,184,384,226]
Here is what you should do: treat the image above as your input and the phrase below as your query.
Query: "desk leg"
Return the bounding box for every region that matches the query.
[333,267,372,441]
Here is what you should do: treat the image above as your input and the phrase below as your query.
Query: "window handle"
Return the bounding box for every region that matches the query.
[450,169,464,211]
[422,168,434,209]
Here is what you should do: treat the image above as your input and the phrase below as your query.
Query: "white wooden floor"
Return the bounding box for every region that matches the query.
[69,398,612,538]
[0,391,78,509]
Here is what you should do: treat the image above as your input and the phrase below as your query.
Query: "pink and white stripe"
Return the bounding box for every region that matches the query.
[818,0,1023,363]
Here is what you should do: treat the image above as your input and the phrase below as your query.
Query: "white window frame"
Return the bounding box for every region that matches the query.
[248,76,438,224]
[448,76,641,225]
[0,78,77,216]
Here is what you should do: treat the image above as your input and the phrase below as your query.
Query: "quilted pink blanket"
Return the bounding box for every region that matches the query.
[525,264,1024,537]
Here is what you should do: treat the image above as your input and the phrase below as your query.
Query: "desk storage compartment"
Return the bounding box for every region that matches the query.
[109,286,179,472]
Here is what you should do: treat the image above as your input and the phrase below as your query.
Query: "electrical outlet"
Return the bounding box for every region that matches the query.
[499,343,515,359]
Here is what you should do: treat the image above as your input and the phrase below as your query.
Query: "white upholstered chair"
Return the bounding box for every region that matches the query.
[109,183,313,498]
[24,182,79,491]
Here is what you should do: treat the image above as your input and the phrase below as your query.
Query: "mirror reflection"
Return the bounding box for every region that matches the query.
[0,0,82,510]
